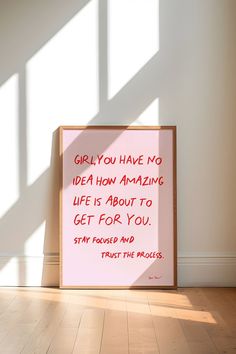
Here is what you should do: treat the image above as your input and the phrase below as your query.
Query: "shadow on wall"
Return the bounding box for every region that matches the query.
[0,0,189,286]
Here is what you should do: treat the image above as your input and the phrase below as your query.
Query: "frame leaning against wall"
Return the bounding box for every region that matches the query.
[59,125,177,289]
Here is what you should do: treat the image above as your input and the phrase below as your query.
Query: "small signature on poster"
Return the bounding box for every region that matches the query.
[148,275,162,280]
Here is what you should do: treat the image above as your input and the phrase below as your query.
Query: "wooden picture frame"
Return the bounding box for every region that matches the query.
[59,126,177,289]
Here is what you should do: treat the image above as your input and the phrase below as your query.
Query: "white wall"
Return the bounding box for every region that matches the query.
[0,0,235,286]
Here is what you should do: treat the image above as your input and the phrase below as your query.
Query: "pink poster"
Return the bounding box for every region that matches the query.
[60,126,176,288]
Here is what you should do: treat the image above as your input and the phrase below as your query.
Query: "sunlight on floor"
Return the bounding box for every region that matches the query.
[0,287,217,325]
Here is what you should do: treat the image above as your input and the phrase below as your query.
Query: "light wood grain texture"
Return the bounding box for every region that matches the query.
[73,308,104,354]
[125,291,159,354]
[0,287,235,353]
[100,292,128,354]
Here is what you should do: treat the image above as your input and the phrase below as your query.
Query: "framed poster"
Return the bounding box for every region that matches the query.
[59,126,177,288]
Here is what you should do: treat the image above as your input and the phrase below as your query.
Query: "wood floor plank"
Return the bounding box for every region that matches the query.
[1,324,37,353]
[0,293,53,352]
[0,292,35,346]
[21,301,68,354]
[100,291,128,354]
[197,288,236,354]
[180,319,219,354]
[177,288,236,354]
[149,299,190,354]
[126,293,159,354]
[47,303,84,354]
[0,290,16,316]
[100,310,128,354]
[47,327,78,354]
[72,308,104,354]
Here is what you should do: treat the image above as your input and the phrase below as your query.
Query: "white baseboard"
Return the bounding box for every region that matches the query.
[178,256,236,287]
[0,254,235,287]
[0,254,59,286]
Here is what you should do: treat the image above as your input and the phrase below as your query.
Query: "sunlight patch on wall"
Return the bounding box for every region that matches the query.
[27,0,98,185]
[108,0,159,99]
[24,222,45,256]
[25,258,44,286]
[130,98,159,126]
[0,75,19,218]
[0,257,19,286]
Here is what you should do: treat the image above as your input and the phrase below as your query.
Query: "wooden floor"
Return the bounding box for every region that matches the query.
[0,288,235,353]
